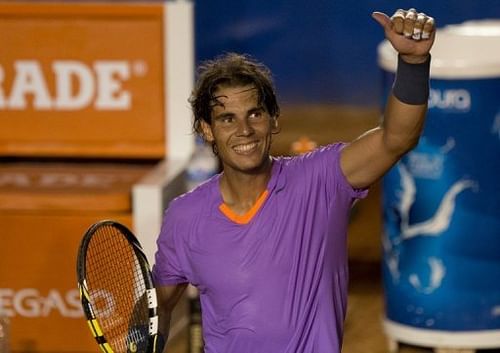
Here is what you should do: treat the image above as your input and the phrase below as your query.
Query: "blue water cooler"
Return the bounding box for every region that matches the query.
[378,21,500,350]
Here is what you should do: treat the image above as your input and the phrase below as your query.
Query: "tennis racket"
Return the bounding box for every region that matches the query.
[76,220,160,353]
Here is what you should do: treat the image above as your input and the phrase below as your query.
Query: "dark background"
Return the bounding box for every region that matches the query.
[195,0,500,106]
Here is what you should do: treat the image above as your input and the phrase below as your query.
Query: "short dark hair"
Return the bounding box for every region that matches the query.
[189,53,280,135]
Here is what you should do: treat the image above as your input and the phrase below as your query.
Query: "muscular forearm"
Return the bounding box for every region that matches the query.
[382,95,427,155]
[382,54,430,155]
[155,283,188,353]
[340,9,435,189]
[158,309,172,353]
[339,55,430,188]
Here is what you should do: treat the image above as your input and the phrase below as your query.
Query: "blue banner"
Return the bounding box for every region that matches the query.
[195,0,500,106]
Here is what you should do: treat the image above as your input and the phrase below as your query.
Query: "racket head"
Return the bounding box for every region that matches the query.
[76,220,159,353]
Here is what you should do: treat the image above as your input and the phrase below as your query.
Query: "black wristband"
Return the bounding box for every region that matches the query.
[392,54,431,105]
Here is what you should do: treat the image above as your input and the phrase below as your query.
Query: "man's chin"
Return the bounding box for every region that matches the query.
[240,158,272,174]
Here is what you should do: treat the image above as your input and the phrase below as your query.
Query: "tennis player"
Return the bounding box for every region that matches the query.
[153,8,435,353]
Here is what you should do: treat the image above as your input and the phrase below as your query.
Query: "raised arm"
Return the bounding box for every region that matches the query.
[156,283,188,353]
[340,8,436,189]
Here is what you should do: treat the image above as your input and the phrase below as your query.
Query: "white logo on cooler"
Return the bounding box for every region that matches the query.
[406,137,455,180]
[0,60,138,111]
[428,88,471,111]
[408,257,446,295]
[383,161,478,294]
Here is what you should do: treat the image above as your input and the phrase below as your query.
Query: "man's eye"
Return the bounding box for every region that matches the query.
[221,116,233,123]
[249,111,262,119]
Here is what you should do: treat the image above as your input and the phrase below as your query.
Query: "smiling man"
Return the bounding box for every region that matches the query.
[153,8,436,353]
[201,84,278,216]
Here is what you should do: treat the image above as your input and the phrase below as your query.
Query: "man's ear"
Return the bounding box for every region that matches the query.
[271,117,280,134]
[200,120,214,142]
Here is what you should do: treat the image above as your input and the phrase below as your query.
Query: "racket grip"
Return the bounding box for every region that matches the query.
[156,333,166,353]
[126,325,148,353]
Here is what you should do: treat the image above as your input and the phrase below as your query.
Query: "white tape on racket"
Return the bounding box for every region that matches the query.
[147,288,158,308]
[149,316,159,334]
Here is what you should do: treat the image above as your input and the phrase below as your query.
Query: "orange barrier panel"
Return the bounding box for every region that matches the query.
[0,2,194,350]
[0,162,153,352]
[0,2,166,159]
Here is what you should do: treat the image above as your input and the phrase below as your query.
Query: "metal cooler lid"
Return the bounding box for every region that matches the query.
[378,20,500,79]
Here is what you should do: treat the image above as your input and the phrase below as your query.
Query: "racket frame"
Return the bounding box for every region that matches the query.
[76,220,159,353]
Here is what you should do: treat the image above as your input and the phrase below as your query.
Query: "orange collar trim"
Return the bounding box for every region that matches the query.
[219,190,269,225]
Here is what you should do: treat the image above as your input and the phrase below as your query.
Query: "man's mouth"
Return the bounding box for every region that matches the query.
[233,142,258,153]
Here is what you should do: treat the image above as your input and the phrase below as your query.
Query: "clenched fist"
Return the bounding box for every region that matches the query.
[372,8,436,64]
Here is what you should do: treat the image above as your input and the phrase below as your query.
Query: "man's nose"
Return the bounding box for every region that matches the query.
[236,118,254,136]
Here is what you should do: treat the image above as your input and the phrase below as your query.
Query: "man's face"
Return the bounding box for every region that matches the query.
[201,84,278,174]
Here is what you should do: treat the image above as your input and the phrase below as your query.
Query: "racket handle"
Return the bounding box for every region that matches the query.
[156,333,166,353]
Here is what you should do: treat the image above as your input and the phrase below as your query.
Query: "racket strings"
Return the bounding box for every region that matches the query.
[85,225,150,352]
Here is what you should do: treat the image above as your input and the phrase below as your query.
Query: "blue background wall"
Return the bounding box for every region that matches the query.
[195,1,500,106]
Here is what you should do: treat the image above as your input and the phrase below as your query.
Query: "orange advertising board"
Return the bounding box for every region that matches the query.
[0,162,153,352]
[0,213,131,352]
[0,2,166,158]
[0,2,194,351]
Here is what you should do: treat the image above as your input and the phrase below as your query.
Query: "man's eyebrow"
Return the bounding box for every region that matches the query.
[248,106,264,113]
[209,95,227,109]
[212,106,263,122]
[213,111,234,120]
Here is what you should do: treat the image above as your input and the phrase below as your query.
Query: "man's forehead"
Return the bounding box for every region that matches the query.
[211,85,259,102]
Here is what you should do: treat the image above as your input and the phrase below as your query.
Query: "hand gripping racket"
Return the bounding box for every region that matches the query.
[77,220,160,353]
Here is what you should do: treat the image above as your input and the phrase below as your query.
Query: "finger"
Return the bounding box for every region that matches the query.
[412,13,426,40]
[403,8,417,38]
[390,9,406,34]
[422,17,435,40]
[372,11,392,30]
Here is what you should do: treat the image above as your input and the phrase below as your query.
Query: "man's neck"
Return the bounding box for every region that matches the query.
[219,159,273,215]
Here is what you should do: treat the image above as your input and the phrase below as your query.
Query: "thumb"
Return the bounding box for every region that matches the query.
[372,11,391,30]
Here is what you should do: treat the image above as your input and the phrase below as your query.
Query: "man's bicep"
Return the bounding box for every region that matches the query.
[157,282,188,310]
[340,126,401,189]
[341,92,428,189]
